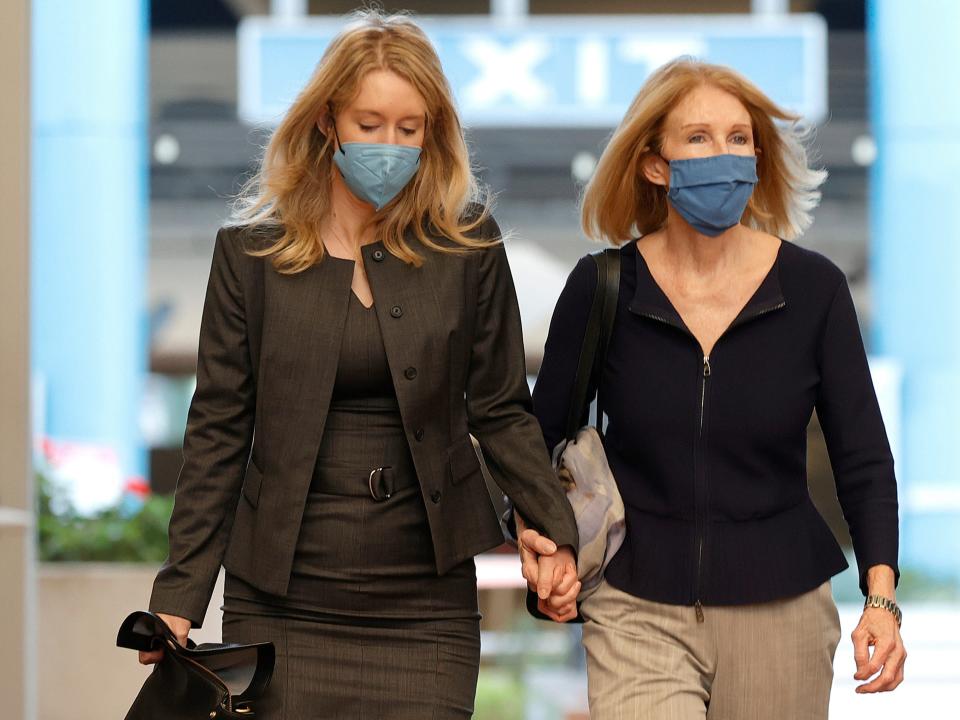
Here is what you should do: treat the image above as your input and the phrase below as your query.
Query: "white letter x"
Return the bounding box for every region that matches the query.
[461,37,552,108]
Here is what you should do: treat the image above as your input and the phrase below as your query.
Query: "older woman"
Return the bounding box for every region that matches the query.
[136,11,577,719]
[527,58,905,718]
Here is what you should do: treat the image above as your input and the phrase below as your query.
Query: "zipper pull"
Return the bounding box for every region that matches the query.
[695,600,704,623]
[703,356,711,377]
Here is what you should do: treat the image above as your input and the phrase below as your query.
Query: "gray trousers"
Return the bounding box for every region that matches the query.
[579,578,842,719]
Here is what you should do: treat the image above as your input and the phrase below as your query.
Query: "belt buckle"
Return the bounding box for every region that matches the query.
[368,466,394,502]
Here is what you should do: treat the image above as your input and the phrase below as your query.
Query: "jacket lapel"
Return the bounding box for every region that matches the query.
[259,254,354,466]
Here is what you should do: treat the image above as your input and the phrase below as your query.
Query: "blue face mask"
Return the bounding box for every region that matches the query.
[665,154,758,237]
[331,122,422,211]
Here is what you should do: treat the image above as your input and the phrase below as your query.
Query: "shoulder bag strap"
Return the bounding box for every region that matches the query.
[564,247,621,441]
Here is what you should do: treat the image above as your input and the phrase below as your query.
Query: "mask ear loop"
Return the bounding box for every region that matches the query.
[641,145,671,192]
[326,103,347,155]
[332,122,347,156]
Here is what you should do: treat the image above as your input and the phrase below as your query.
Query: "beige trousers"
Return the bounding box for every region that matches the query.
[579,579,842,720]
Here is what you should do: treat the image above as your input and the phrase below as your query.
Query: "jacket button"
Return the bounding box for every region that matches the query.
[372,249,385,262]
[414,428,424,441]
[404,366,417,380]
[430,490,442,504]
[390,305,403,318]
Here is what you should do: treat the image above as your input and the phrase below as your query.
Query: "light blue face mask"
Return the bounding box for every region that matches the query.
[331,122,422,211]
[665,153,759,237]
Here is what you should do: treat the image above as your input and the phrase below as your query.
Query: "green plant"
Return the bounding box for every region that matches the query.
[35,471,174,562]
[474,668,525,720]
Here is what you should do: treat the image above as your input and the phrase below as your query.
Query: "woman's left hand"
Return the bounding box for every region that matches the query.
[516,513,581,622]
[851,607,907,693]
[534,544,580,622]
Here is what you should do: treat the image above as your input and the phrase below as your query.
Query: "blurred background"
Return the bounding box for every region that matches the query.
[2,0,959,718]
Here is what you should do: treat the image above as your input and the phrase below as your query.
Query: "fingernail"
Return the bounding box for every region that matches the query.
[546,542,557,553]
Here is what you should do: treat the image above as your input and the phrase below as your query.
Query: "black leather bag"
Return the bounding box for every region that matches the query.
[116,610,275,719]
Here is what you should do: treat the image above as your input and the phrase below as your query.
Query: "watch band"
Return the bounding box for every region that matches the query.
[864,594,902,627]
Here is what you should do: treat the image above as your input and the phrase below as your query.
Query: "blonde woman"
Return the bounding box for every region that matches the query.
[137,11,578,718]
[528,59,905,718]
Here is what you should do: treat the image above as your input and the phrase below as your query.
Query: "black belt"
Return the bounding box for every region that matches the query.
[311,460,418,500]
[367,465,418,502]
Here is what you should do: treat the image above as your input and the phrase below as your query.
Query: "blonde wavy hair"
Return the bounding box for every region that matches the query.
[231,10,493,272]
[581,57,826,244]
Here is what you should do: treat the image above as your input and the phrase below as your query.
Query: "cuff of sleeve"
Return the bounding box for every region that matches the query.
[857,558,900,597]
[148,589,207,630]
[544,526,579,562]
[525,589,585,624]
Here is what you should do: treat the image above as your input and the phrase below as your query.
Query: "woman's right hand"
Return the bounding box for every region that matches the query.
[138,612,191,665]
[516,513,581,622]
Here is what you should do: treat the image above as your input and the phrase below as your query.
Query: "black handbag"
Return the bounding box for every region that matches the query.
[116,610,275,719]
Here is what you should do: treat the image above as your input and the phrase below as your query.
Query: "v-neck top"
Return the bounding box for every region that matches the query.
[330,291,395,402]
[632,240,785,348]
[532,238,899,606]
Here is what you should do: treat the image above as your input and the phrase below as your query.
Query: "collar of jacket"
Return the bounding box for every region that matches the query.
[626,239,788,334]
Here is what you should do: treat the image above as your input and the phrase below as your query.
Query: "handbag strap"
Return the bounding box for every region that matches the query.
[564,247,621,441]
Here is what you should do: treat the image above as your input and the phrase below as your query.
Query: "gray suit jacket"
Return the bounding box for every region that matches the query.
[148,216,579,628]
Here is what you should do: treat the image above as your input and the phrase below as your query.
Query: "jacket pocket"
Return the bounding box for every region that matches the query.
[241,459,263,508]
[447,434,483,486]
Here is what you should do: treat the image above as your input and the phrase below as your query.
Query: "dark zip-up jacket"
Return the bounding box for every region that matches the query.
[532,238,899,609]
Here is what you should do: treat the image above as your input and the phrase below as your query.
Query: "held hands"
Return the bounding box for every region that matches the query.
[138,612,191,665]
[516,512,581,622]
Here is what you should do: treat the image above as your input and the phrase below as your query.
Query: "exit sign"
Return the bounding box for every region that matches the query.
[238,14,827,127]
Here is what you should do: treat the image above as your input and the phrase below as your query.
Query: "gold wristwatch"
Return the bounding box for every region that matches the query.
[864,594,902,627]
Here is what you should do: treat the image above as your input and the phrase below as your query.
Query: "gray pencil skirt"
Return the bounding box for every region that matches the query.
[221,400,482,718]
[221,610,481,719]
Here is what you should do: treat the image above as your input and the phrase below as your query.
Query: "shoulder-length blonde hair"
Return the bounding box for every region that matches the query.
[581,57,826,244]
[231,10,493,273]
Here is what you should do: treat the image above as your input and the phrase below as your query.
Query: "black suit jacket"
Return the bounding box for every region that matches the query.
[149,217,578,628]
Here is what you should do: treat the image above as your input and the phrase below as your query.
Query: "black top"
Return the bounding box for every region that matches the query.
[330,291,396,402]
[532,239,899,606]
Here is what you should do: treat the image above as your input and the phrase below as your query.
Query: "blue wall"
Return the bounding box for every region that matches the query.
[31,1,149,495]
[869,0,960,582]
